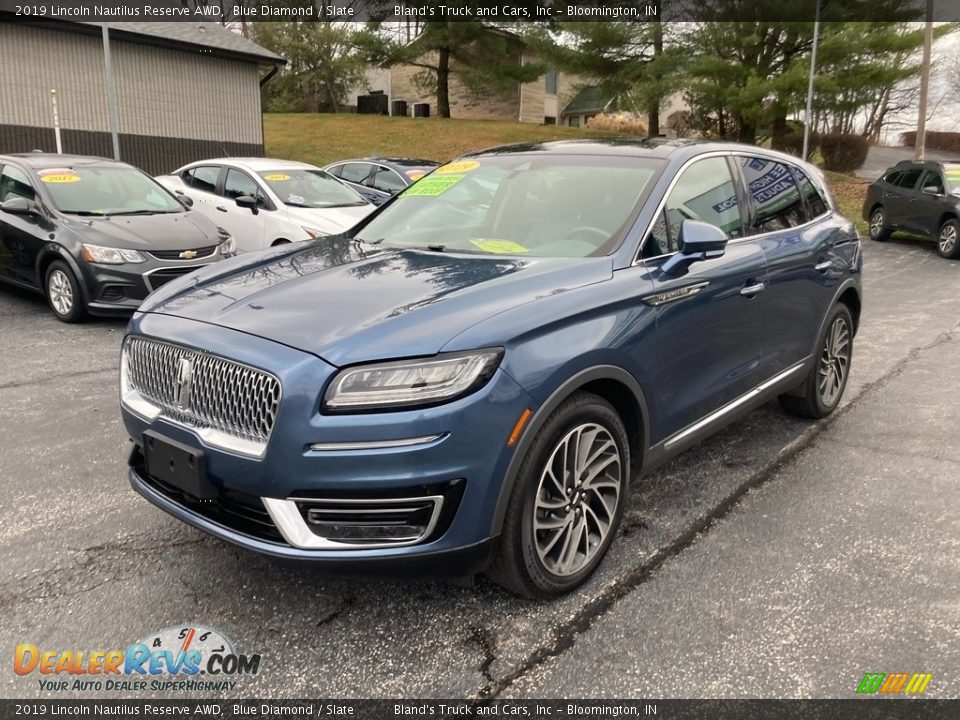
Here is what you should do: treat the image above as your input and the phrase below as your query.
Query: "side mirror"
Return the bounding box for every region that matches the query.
[178,194,194,208]
[660,220,728,276]
[0,197,37,216]
[922,185,942,196]
[235,195,259,214]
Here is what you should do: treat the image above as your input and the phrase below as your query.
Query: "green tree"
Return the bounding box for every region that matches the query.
[357,20,544,118]
[524,21,685,136]
[250,22,368,113]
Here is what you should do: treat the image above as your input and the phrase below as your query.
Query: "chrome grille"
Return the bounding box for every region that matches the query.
[123,337,281,449]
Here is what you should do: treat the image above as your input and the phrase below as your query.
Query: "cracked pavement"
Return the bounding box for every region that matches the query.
[1,235,958,699]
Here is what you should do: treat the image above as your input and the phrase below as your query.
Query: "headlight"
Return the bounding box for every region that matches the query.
[323,349,503,412]
[80,244,145,264]
[302,226,329,239]
[218,236,237,256]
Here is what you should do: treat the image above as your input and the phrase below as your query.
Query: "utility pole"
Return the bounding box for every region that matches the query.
[101,25,121,161]
[802,0,821,162]
[915,0,934,162]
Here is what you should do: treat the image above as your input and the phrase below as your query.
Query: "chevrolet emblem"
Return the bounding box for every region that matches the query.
[179,249,198,259]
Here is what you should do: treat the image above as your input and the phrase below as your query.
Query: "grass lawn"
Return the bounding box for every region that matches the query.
[263,113,618,167]
[264,113,871,235]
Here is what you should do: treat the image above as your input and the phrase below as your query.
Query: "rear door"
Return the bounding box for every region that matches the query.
[885,166,923,230]
[642,154,770,440]
[738,156,843,373]
[176,165,223,225]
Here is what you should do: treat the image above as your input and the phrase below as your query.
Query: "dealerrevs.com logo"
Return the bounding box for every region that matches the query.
[14,625,261,693]
[856,672,933,696]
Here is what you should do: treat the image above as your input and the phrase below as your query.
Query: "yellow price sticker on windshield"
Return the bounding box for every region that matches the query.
[406,171,427,181]
[436,160,479,175]
[40,174,81,183]
[263,173,290,181]
[470,239,529,254]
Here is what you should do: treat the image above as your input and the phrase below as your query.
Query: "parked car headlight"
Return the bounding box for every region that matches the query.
[218,236,237,256]
[302,226,328,239]
[80,244,145,264]
[323,349,503,412]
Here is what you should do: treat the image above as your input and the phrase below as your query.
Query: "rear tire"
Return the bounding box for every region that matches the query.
[488,392,629,598]
[868,206,890,241]
[936,218,960,259]
[779,304,854,420]
[45,260,87,323]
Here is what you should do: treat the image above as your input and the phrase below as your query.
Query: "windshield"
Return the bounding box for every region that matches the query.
[354,155,662,257]
[258,169,368,208]
[39,166,183,215]
[944,164,960,195]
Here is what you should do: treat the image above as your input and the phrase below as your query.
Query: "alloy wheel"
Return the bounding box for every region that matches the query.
[48,269,74,316]
[533,422,622,577]
[939,224,958,256]
[869,210,885,239]
[818,316,851,408]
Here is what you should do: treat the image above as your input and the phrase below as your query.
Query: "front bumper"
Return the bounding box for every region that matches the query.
[120,313,536,571]
[78,256,216,315]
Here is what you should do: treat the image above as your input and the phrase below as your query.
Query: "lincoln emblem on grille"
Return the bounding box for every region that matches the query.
[179,250,198,259]
[174,357,194,410]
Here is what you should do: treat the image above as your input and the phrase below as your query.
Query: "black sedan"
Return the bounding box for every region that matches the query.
[862,159,960,259]
[0,154,234,322]
[322,157,440,205]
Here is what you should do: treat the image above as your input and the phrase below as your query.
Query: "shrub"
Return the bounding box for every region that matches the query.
[780,130,819,159]
[820,133,870,172]
[901,130,960,153]
[585,112,648,136]
[666,110,693,138]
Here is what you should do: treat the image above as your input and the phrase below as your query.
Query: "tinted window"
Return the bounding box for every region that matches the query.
[741,157,806,232]
[338,163,373,184]
[894,168,922,189]
[368,167,406,193]
[648,157,741,255]
[794,167,829,219]
[919,170,944,194]
[326,164,344,178]
[883,170,903,185]
[0,165,35,203]
[224,168,261,201]
[183,165,219,193]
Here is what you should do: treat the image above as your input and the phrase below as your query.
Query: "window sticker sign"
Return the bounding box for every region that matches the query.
[400,174,464,197]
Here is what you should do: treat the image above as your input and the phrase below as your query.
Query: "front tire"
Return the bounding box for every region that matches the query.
[488,392,629,598]
[868,206,890,241]
[45,260,87,323]
[936,218,960,259]
[779,304,854,419]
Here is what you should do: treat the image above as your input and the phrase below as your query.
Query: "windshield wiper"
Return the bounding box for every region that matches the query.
[108,209,179,216]
[64,210,107,216]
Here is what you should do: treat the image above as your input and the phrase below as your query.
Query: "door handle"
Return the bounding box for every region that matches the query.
[216,206,227,212]
[814,260,832,273]
[174,189,184,195]
[740,282,765,297]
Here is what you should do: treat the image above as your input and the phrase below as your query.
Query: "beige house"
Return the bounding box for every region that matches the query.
[0,20,283,174]
[387,33,585,125]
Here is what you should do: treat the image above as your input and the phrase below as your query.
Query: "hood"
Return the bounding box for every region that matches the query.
[61,211,221,250]
[286,204,375,234]
[139,238,612,367]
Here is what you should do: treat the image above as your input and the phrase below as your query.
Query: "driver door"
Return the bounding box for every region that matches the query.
[641,155,771,443]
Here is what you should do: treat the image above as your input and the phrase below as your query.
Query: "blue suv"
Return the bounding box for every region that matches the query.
[119,140,862,597]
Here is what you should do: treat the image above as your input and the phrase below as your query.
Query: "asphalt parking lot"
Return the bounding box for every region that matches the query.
[1,235,958,700]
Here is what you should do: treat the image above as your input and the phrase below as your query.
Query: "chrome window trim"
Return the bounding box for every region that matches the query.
[262,495,444,550]
[308,434,446,452]
[663,359,808,450]
[631,150,835,268]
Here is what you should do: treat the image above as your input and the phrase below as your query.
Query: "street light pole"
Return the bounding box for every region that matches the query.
[802,0,821,162]
[915,0,934,162]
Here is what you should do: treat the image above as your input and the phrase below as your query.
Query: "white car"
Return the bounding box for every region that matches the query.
[156,158,375,253]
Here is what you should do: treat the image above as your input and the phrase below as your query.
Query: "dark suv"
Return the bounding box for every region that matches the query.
[862,160,960,258]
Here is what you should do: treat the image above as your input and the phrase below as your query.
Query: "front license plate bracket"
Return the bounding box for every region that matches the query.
[143,430,216,500]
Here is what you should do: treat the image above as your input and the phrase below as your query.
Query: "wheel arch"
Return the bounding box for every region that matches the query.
[937,211,957,230]
[490,365,650,537]
[36,245,90,304]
